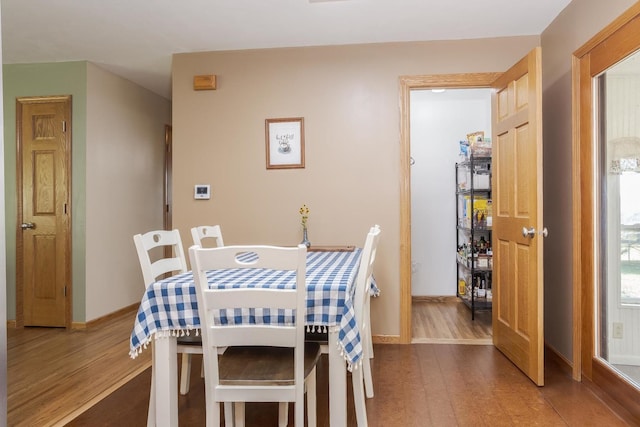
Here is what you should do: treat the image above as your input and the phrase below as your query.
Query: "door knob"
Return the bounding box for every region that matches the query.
[522,227,536,238]
[21,222,35,230]
[539,227,548,237]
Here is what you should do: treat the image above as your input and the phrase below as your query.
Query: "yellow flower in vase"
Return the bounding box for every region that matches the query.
[299,204,310,228]
[299,205,310,248]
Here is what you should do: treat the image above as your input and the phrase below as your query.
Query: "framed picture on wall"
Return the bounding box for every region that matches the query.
[265,117,305,169]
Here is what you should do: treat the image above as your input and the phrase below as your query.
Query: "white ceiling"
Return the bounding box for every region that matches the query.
[1,0,571,100]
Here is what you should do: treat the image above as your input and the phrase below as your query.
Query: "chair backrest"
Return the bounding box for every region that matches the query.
[188,244,307,399]
[190,225,225,248]
[353,225,381,328]
[133,229,188,288]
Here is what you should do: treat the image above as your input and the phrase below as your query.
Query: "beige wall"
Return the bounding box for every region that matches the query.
[540,0,637,360]
[172,37,539,337]
[85,63,171,320]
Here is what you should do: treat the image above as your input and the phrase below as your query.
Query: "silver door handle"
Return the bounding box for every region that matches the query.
[540,227,548,237]
[21,222,35,230]
[522,227,536,238]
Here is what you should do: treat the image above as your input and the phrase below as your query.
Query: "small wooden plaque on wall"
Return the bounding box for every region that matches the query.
[193,75,217,91]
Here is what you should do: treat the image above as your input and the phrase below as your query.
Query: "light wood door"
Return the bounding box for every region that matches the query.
[17,96,71,327]
[491,48,545,385]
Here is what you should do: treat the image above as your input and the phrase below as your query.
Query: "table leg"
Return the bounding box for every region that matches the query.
[328,328,347,427]
[152,336,178,426]
[147,342,155,427]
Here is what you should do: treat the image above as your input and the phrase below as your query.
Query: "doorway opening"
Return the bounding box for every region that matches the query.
[409,87,493,344]
[401,49,545,386]
[398,72,501,344]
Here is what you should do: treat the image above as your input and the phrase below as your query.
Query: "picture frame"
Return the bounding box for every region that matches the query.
[265,117,305,169]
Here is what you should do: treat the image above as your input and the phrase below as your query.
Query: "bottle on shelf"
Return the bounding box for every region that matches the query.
[478,278,487,298]
[479,236,487,253]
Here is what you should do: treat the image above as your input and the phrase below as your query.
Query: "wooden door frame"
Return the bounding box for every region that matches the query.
[15,95,72,328]
[164,125,172,260]
[399,73,501,343]
[164,124,172,231]
[572,2,640,421]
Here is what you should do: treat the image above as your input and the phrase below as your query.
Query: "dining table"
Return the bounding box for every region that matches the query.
[129,246,377,426]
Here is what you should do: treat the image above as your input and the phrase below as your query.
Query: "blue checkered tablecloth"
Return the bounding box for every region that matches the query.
[130,248,377,368]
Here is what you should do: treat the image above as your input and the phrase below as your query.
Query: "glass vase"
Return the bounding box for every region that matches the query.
[301,227,311,248]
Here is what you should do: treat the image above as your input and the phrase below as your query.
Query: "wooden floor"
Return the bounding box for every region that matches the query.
[412,297,492,344]
[7,309,151,426]
[6,305,632,426]
[67,346,630,426]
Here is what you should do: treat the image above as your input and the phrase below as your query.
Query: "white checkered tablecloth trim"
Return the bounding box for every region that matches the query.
[130,249,373,368]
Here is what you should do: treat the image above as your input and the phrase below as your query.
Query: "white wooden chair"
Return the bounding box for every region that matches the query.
[307,226,381,375]
[133,229,202,397]
[361,224,381,399]
[189,244,320,427]
[351,224,382,426]
[191,227,291,426]
[297,225,381,426]
[191,225,225,248]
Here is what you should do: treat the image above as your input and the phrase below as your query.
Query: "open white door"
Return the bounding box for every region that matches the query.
[491,47,545,386]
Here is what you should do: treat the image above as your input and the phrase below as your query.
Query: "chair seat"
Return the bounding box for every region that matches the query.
[219,342,321,386]
[304,330,328,343]
[177,334,203,346]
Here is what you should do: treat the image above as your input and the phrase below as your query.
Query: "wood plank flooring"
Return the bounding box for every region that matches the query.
[6,302,632,426]
[412,297,492,344]
[7,309,150,426]
[67,346,629,426]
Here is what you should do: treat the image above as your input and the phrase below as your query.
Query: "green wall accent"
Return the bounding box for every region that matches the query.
[3,61,87,322]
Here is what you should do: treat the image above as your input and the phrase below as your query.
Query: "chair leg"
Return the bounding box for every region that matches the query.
[362,325,374,398]
[234,402,245,427]
[205,390,220,427]
[365,299,374,359]
[280,370,321,427]
[147,364,155,427]
[179,353,192,395]
[295,393,304,427]
[223,402,235,427]
[352,368,368,427]
[362,307,375,398]
[278,402,288,427]
[306,367,317,427]
[147,342,156,427]
[363,354,374,399]
[278,402,289,427]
